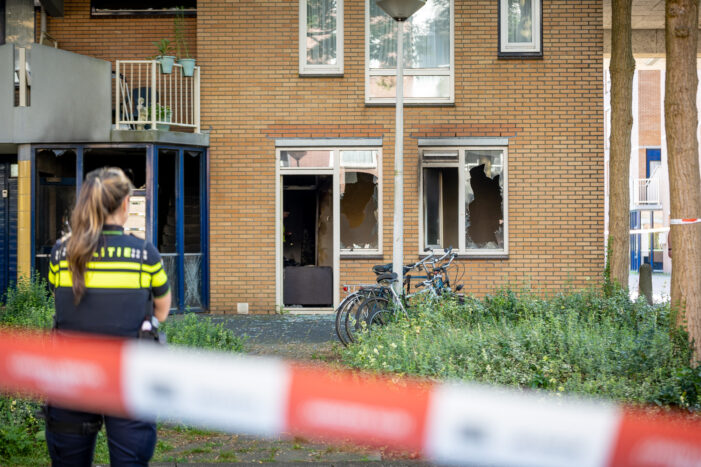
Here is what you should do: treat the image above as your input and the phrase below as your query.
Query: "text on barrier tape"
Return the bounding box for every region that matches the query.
[1,329,700,467]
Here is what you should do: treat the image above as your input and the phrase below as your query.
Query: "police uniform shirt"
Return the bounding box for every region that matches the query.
[48,225,170,338]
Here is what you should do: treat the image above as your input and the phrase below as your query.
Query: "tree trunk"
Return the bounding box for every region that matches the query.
[666,0,701,361]
[608,0,635,289]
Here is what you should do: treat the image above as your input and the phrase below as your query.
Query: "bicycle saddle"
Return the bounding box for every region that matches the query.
[372,263,393,275]
[373,264,413,275]
[376,272,398,283]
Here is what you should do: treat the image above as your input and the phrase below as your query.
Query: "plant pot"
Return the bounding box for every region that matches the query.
[159,55,176,74]
[179,58,196,77]
[157,111,172,131]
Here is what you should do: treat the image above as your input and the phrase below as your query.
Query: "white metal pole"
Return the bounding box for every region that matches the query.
[392,20,404,294]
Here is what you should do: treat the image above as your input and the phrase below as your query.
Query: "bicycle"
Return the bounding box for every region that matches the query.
[335,252,436,346]
[361,248,462,332]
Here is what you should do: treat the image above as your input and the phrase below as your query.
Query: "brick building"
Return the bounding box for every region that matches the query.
[0,0,603,313]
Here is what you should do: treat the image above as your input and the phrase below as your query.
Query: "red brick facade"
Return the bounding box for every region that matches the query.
[45,0,604,313]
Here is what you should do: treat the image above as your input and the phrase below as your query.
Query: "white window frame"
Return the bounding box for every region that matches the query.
[365,0,454,105]
[299,0,344,76]
[419,144,509,257]
[499,0,542,57]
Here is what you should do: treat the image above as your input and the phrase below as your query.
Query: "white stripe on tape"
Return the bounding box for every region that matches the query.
[423,383,621,467]
[122,342,290,436]
[670,218,701,225]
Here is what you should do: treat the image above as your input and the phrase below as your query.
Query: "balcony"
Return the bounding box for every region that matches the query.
[114,60,200,133]
[633,178,660,205]
[0,46,206,147]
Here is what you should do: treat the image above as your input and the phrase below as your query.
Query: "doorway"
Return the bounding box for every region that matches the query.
[282,175,334,308]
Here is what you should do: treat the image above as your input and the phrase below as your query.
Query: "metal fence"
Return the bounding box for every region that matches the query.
[114,60,200,132]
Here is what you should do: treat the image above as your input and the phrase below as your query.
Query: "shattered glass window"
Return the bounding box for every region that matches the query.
[465,150,504,250]
[340,150,379,251]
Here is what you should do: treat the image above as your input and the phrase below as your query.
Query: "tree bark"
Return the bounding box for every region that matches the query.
[666,0,701,361]
[608,0,635,289]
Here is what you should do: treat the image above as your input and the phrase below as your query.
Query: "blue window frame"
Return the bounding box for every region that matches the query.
[31,143,209,311]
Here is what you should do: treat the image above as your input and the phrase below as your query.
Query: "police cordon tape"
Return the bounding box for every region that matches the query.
[670,218,701,225]
[1,329,700,467]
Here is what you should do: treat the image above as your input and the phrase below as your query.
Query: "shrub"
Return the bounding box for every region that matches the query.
[160,312,245,352]
[1,274,54,330]
[0,396,48,464]
[342,287,701,411]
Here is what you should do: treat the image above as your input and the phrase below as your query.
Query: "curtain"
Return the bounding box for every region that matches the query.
[369,0,450,70]
[306,0,337,65]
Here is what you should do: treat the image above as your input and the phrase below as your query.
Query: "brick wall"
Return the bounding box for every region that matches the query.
[40,0,604,314]
[42,0,197,64]
[200,0,604,313]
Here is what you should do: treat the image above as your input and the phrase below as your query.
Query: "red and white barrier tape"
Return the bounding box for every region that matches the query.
[1,329,700,467]
[670,218,701,225]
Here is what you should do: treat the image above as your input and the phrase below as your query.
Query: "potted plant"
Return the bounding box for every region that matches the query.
[175,7,196,77]
[154,39,176,74]
[147,104,172,131]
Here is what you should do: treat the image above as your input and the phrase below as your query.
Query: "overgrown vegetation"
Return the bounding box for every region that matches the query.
[160,312,245,352]
[343,287,701,411]
[0,278,244,465]
[0,273,54,330]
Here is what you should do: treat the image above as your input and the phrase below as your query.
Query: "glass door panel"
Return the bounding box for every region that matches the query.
[184,150,203,308]
[158,149,179,309]
[35,149,77,279]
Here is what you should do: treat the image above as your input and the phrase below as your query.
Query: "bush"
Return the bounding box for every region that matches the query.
[0,396,48,465]
[0,273,54,330]
[161,312,245,352]
[342,287,701,411]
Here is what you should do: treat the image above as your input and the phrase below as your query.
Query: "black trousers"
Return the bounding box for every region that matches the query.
[45,406,156,467]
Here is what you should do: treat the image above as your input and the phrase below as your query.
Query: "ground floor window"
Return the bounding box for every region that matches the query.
[421,146,507,255]
[32,144,208,311]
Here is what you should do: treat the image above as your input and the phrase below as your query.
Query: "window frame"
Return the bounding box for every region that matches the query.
[277,146,383,257]
[299,0,344,76]
[364,0,454,105]
[419,145,509,257]
[498,0,542,58]
[90,0,196,17]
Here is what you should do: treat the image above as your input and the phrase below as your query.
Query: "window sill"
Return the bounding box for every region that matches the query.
[341,253,384,259]
[417,252,509,260]
[497,51,543,59]
[365,100,455,108]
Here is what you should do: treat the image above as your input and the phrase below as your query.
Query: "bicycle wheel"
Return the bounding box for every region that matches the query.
[347,296,390,342]
[335,293,361,347]
[367,304,394,328]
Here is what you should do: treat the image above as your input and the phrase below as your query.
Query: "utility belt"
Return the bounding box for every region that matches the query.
[41,406,104,435]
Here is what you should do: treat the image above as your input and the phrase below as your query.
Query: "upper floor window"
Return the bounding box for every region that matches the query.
[300,0,344,76]
[366,0,453,104]
[91,0,196,16]
[499,0,542,57]
[421,146,508,256]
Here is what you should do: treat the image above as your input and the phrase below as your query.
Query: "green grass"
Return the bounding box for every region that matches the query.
[342,287,701,410]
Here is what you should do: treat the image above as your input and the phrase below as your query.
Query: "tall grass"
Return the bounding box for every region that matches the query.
[343,287,701,410]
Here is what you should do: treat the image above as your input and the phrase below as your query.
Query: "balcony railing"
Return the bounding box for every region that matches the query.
[114,60,200,133]
[634,178,660,205]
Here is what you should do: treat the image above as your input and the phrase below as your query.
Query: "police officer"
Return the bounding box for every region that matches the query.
[46,167,171,466]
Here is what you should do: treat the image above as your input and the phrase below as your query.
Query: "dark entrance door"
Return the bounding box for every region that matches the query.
[0,161,18,297]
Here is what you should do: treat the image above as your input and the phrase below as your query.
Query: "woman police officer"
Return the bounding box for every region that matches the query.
[45,167,171,466]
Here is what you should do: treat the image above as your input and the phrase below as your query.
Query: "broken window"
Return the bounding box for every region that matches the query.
[421,147,507,254]
[465,150,504,250]
[340,150,379,252]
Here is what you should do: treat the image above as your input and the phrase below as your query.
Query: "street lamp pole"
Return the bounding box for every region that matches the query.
[392,18,405,294]
[376,0,426,293]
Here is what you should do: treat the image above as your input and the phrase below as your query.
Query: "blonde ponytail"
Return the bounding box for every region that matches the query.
[66,168,133,303]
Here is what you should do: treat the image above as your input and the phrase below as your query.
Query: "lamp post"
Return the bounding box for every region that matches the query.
[375,0,426,292]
